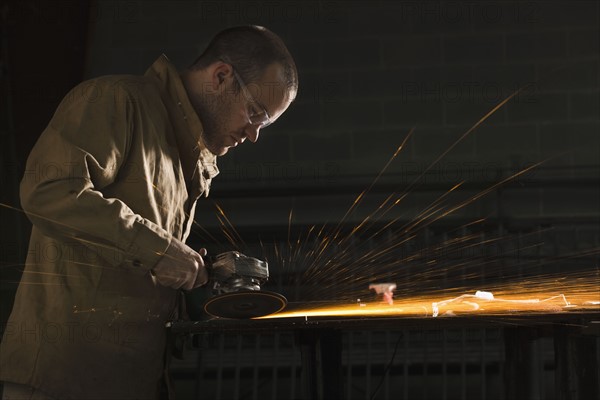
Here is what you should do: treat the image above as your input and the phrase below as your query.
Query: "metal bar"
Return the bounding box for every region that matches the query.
[385,330,391,400]
[271,333,279,400]
[442,329,448,400]
[346,331,352,399]
[365,331,372,400]
[534,338,543,400]
[403,330,408,400]
[194,340,205,399]
[423,329,428,400]
[216,335,224,400]
[234,335,241,400]
[297,330,321,400]
[460,328,465,400]
[503,327,539,400]
[292,330,346,399]
[291,333,298,399]
[205,172,600,199]
[554,325,600,400]
[481,329,486,400]
[321,330,344,400]
[252,335,260,400]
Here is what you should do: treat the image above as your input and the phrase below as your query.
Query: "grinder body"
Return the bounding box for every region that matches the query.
[198,251,287,319]
[208,251,269,294]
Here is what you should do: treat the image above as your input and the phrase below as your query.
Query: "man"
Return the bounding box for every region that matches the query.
[0,25,298,399]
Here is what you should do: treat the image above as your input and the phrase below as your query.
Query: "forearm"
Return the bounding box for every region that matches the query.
[21,175,171,273]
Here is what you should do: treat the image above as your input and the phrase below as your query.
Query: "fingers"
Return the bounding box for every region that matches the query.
[151,240,210,290]
[190,248,208,289]
[182,257,201,291]
[169,254,205,290]
[192,265,208,289]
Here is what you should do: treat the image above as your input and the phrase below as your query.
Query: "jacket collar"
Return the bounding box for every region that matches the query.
[145,54,219,190]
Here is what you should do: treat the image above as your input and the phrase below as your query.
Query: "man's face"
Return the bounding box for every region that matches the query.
[200,62,293,156]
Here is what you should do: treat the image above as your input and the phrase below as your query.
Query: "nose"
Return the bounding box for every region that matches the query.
[242,124,260,143]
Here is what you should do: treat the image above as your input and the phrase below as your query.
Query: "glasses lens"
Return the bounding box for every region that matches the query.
[232,68,271,128]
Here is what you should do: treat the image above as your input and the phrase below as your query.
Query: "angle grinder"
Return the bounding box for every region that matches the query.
[196,251,287,319]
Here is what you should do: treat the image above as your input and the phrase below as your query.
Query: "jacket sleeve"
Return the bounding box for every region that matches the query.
[20,78,171,273]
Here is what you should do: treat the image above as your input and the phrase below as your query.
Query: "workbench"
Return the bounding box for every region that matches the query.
[169,310,600,400]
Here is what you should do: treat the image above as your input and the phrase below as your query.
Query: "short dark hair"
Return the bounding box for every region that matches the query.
[191,25,298,99]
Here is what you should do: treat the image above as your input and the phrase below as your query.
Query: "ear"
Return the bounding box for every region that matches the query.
[210,62,234,91]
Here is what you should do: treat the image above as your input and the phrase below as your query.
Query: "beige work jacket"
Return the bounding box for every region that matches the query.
[0,55,218,399]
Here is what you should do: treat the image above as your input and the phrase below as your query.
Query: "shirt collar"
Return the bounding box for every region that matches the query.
[145,54,219,182]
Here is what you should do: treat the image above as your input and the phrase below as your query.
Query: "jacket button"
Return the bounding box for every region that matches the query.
[132,259,142,268]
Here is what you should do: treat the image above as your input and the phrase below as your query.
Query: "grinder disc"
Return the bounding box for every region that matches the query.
[203,290,287,319]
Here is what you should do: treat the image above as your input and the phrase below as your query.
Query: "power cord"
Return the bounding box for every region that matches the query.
[369,333,403,400]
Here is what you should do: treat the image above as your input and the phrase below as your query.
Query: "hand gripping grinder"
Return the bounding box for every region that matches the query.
[202,251,287,319]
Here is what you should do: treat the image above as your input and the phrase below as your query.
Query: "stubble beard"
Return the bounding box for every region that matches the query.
[196,92,231,156]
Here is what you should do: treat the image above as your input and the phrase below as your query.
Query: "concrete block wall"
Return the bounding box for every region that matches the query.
[81,1,600,228]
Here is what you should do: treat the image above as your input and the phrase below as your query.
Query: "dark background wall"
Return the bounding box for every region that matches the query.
[79,1,599,257]
[0,1,598,398]
[1,0,91,323]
